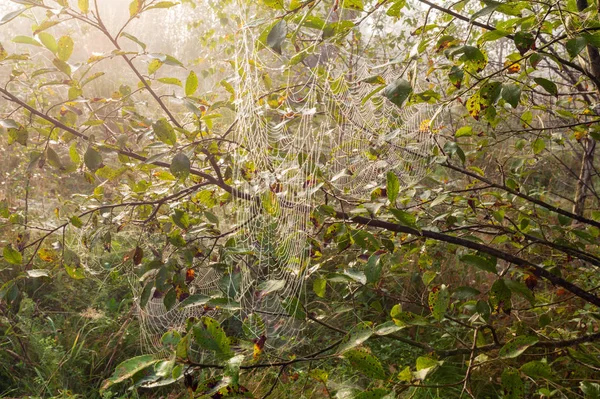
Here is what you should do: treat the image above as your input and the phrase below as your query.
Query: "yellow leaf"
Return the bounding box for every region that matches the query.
[38,248,58,262]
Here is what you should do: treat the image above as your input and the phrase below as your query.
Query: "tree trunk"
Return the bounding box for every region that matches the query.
[573,0,600,216]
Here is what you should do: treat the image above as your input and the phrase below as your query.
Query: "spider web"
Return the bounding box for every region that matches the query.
[131,1,446,355]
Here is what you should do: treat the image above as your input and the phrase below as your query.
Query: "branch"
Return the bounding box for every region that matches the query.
[335,210,600,308]
[443,162,600,230]
[415,0,600,91]
[438,330,600,357]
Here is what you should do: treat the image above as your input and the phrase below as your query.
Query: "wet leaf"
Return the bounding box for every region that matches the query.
[101,355,158,391]
[383,78,412,108]
[257,279,286,296]
[337,323,374,354]
[343,348,385,379]
[499,335,539,359]
[267,19,287,54]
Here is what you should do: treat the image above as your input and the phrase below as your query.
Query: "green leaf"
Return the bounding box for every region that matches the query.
[161,330,181,350]
[170,152,190,179]
[514,31,535,55]
[505,279,535,305]
[148,59,163,75]
[12,35,42,47]
[501,367,524,399]
[534,77,557,96]
[176,333,190,360]
[172,209,190,229]
[414,356,441,380]
[344,268,367,285]
[374,321,403,336]
[455,126,473,138]
[452,286,481,299]
[78,0,89,13]
[101,355,159,391]
[3,244,22,265]
[263,0,284,9]
[364,255,382,283]
[454,45,487,72]
[120,32,146,50]
[53,58,71,76]
[532,137,545,154]
[7,125,28,146]
[428,284,449,321]
[185,70,198,96]
[343,348,385,379]
[337,323,374,354]
[140,281,153,309]
[448,65,464,88]
[282,296,306,320]
[354,389,392,399]
[478,29,510,44]
[581,382,600,399]
[444,141,466,163]
[84,147,103,172]
[490,279,512,314]
[70,215,83,228]
[386,171,400,204]
[57,35,74,61]
[520,360,553,379]
[460,254,497,274]
[65,264,85,279]
[257,279,286,295]
[391,304,428,326]
[499,335,539,359]
[152,118,177,146]
[566,36,587,58]
[129,0,142,17]
[157,77,182,86]
[46,147,63,170]
[471,2,500,20]
[164,288,176,310]
[382,78,412,108]
[1,8,28,26]
[386,0,406,17]
[313,277,326,298]
[502,83,521,108]
[389,208,419,231]
[146,1,178,10]
[266,19,287,54]
[192,316,232,359]
[342,0,364,11]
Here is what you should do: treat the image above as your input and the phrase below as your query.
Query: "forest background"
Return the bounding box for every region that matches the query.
[2,0,600,398]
